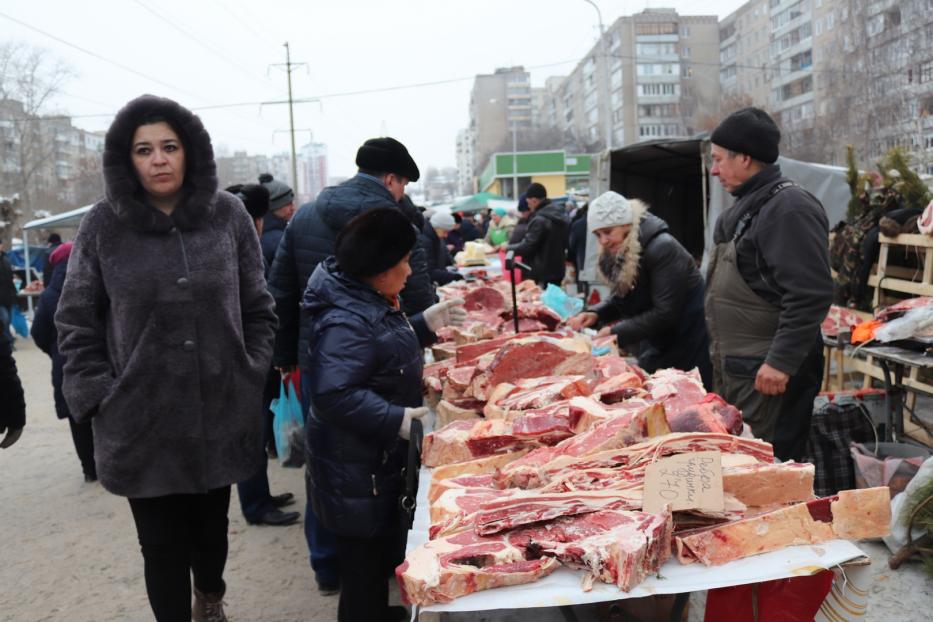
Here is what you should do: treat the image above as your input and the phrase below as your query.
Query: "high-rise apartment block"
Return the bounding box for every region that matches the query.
[720,0,933,170]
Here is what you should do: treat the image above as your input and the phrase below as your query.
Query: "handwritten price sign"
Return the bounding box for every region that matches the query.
[642,451,724,515]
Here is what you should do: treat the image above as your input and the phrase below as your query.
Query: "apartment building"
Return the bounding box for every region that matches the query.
[720,0,933,169]
[468,66,534,174]
[540,9,720,150]
[455,128,475,194]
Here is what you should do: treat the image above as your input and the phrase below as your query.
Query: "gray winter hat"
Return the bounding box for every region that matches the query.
[588,191,633,233]
[430,210,456,231]
[258,173,294,211]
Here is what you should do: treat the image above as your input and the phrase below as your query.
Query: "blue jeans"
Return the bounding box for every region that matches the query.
[300,369,339,588]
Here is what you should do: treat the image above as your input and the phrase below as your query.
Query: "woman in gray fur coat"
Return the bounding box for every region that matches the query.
[55,95,276,622]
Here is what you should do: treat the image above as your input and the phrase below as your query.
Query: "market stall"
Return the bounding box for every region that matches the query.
[399,277,891,620]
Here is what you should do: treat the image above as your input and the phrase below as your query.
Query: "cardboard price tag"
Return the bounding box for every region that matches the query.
[642,451,724,515]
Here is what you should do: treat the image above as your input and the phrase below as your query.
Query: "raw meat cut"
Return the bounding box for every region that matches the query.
[484,376,593,420]
[499,303,564,331]
[720,461,814,507]
[464,286,506,314]
[667,394,743,436]
[486,340,591,389]
[644,368,707,416]
[435,399,482,428]
[518,508,673,592]
[422,411,577,467]
[512,433,775,490]
[397,529,561,606]
[675,487,891,566]
[430,449,531,482]
[397,508,673,605]
[473,490,643,535]
[496,404,668,489]
[821,305,864,338]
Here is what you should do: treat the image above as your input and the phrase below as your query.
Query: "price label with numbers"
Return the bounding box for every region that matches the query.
[642,451,724,515]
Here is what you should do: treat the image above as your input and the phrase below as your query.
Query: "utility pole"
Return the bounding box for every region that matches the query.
[271,43,306,191]
[583,0,612,151]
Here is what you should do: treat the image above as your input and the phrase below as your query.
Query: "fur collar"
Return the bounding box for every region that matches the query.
[597,199,648,297]
[102,95,218,232]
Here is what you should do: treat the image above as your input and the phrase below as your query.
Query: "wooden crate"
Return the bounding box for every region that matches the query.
[870,234,933,308]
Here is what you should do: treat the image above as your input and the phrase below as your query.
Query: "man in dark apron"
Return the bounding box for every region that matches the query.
[705,107,832,461]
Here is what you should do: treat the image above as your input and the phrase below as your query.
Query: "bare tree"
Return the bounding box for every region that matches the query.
[0,42,75,245]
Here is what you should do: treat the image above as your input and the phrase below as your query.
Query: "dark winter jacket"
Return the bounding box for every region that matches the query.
[567,211,589,275]
[507,200,569,284]
[0,251,15,308]
[593,210,711,387]
[267,174,435,369]
[55,95,277,498]
[421,225,462,285]
[509,215,530,245]
[712,164,832,375]
[302,257,434,538]
[260,211,288,275]
[31,258,71,420]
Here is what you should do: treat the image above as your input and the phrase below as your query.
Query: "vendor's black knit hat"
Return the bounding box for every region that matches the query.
[355,137,420,182]
[526,182,547,199]
[710,107,781,164]
[226,183,270,221]
[336,208,417,278]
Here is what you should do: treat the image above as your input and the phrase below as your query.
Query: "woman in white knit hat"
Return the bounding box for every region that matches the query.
[567,191,712,387]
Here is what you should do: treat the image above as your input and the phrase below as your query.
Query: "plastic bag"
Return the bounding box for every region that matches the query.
[541,283,583,320]
[874,305,933,342]
[272,373,305,468]
[10,306,28,338]
[705,571,835,622]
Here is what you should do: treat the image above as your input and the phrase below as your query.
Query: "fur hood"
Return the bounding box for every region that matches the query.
[102,94,218,232]
[597,198,650,296]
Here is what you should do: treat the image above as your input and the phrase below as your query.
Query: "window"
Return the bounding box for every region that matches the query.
[921,60,933,84]
[636,22,678,36]
[681,26,691,37]
[867,14,883,36]
[814,18,822,36]
[682,46,690,57]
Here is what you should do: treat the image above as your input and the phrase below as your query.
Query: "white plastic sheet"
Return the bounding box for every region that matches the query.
[408,465,866,614]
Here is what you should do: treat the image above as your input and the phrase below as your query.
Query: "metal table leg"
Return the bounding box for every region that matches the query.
[878,359,905,443]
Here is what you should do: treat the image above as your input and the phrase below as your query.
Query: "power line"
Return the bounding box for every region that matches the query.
[131,0,288,98]
[0,8,209,104]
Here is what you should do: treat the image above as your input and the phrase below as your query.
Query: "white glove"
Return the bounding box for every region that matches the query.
[399,406,429,440]
[423,297,467,333]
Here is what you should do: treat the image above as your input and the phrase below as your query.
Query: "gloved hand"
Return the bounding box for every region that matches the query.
[423,297,467,333]
[0,425,23,449]
[399,406,429,440]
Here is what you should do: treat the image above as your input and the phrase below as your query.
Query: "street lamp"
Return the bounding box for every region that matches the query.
[583,0,612,151]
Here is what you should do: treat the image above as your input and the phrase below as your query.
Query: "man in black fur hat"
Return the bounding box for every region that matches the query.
[266,136,434,595]
[705,107,832,461]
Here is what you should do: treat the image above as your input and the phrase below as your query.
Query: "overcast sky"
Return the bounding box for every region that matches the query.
[3,0,746,179]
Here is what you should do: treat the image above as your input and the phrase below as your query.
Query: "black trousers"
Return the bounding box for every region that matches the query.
[335,526,406,622]
[67,416,95,478]
[772,338,825,462]
[128,486,231,622]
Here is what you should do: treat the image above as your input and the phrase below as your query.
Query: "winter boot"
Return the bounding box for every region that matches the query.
[192,586,227,622]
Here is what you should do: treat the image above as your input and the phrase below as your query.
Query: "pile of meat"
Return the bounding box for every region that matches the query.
[399,317,892,606]
[430,279,566,359]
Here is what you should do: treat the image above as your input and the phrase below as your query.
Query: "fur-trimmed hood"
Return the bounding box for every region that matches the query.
[598,199,670,296]
[102,94,218,232]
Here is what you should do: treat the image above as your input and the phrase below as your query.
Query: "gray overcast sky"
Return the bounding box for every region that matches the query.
[3,0,746,179]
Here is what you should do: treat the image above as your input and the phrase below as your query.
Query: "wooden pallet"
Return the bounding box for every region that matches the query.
[870,234,933,308]
[824,233,933,446]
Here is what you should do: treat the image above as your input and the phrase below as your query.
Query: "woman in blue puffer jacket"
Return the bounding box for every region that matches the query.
[301,208,464,622]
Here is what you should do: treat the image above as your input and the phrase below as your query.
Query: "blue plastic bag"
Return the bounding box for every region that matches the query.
[541,283,584,320]
[11,306,28,338]
[272,375,305,468]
